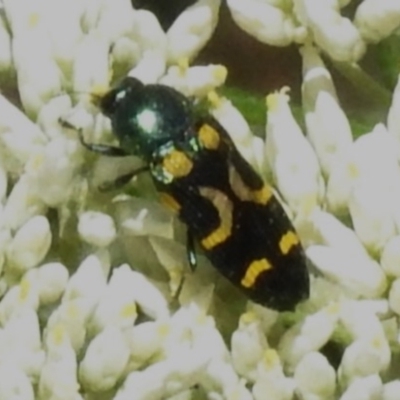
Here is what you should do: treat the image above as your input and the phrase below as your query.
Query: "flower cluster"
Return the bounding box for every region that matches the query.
[0,0,400,399]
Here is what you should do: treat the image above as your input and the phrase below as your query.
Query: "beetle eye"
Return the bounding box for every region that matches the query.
[99,77,144,117]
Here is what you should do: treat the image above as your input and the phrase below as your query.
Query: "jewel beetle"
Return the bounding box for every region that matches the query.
[73,76,310,311]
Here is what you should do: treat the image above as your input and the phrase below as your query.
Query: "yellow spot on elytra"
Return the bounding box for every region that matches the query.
[52,324,65,346]
[241,258,272,288]
[199,188,233,250]
[120,303,137,318]
[159,192,181,213]
[19,279,30,301]
[263,349,280,369]
[252,185,273,205]
[279,231,299,255]
[198,124,220,150]
[162,149,193,178]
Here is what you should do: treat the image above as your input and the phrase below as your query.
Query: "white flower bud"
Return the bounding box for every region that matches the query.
[388,73,400,141]
[253,349,295,400]
[231,312,268,382]
[25,136,84,207]
[78,211,116,247]
[129,270,169,320]
[45,299,89,353]
[308,210,367,257]
[127,9,167,83]
[72,32,110,96]
[381,235,400,278]
[79,326,130,392]
[62,252,110,305]
[382,380,400,400]
[167,0,221,63]
[12,31,63,119]
[34,262,69,305]
[349,177,397,256]
[354,0,400,43]
[88,264,138,336]
[388,278,400,315]
[0,15,12,78]
[307,245,387,298]
[300,44,352,177]
[338,336,390,389]
[3,175,47,232]
[42,1,83,73]
[116,347,210,400]
[294,351,336,400]
[0,94,47,172]
[293,0,366,62]
[0,276,39,325]
[339,300,386,340]
[0,229,11,276]
[266,89,324,215]
[278,303,339,372]
[124,320,168,371]
[6,215,51,275]
[0,364,34,400]
[39,324,82,400]
[160,63,227,97]
[227,0,301,46]
[339,374,382,400]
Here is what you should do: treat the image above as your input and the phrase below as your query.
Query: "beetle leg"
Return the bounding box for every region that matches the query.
[98,166,149,192]
[59,118,129,157]
[187,229,197,272]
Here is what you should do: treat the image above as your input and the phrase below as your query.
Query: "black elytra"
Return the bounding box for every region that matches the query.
[83,76,310,312]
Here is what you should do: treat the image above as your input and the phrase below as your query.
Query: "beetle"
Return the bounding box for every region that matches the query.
[69,76,309,311]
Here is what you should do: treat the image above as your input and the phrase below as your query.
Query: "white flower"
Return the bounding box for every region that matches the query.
[293,0,366,62]
[0,364,34,400]
[160,63,227,97]
[166,0,221,63]
[382,380,400,400]
[266,88,324,215]
[301,44,353,178]
[294,351,336,400]
[252,349,295,400]
[78,210,117,247]
[39,324,82,400]
[278,303,340,372]
[231,312,268,381]
[388,72,400,142]
[354,0,400,43]
[339,374,382,400]
[88,264,138,336]
[5,215,52,276]
[226,0,303,46]
[79,326,130,392]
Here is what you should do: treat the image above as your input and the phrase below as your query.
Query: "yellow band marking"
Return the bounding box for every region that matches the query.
[162,149,193,178]
[279,231,299,255]
[198,124,220,150]
[241,258,272,288]
[199,187,233,250]
[229,165,273,205]
[159,192,181,213]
